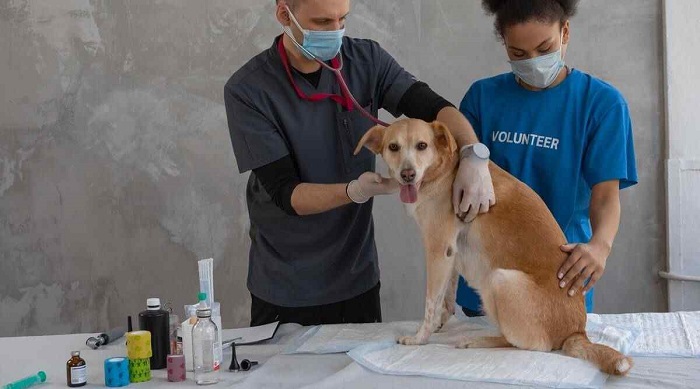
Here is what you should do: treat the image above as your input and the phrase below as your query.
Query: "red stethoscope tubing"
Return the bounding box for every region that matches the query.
[277,36,390,127]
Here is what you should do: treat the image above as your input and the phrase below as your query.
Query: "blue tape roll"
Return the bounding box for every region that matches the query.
[104,357,130,387]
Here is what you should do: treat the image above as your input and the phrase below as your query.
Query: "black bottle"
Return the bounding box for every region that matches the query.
[138,297,170,369]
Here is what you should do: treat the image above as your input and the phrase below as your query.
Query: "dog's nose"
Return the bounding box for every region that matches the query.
[401,169,416,183]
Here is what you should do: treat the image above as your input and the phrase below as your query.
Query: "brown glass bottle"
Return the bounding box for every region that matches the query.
[66,351,87,387]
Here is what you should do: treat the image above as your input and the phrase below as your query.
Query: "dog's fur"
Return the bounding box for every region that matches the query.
[354,119,633,376]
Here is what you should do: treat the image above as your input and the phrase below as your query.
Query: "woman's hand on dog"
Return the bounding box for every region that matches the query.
[557,240,612,296]
[453,157,496,222]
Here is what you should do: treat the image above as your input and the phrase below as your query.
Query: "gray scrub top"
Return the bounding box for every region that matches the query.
[224,35,417,307]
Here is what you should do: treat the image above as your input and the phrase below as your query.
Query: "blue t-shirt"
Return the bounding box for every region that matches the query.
[456,69,638,313]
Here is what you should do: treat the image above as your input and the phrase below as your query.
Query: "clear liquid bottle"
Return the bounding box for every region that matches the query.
[192,307,219,385]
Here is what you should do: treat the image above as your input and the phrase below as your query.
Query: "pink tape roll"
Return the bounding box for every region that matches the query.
[167,354,186,382]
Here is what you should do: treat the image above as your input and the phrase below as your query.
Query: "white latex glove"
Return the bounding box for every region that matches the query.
[347,172,400,204]
[452,151,496,222]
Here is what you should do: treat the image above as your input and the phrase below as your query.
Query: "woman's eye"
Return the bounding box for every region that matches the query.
[389,144,400,152]
[512,52,525,58]
[539,47,553,54]
[417,142,428,151]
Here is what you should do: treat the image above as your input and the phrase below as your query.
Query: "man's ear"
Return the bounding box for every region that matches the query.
[354,125,385,155]
[431,121,458,155]
[276,1,292,26]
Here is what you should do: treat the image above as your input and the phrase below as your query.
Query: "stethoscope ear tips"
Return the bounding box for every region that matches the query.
[228,342,259,372]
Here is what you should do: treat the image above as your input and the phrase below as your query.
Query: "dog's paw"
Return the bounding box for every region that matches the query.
[397,335,426,346]
[455,337,478,349]
[455,336,511,349]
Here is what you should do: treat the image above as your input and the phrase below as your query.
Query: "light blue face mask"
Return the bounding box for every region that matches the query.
[509,32,566,89]
[284,6,345,61]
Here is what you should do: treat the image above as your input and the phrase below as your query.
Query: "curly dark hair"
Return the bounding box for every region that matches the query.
[482,0,580,37]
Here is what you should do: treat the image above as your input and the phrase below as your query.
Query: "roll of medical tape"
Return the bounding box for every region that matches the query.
[128,358,151,383]
[104,357,130,387]
[166,354,186,382]
[125,331,152,360]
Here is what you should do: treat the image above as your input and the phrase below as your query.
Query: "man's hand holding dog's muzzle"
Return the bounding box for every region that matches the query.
[347,172,401,204]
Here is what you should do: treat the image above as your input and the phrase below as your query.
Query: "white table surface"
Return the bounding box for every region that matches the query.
[2,321,699,389]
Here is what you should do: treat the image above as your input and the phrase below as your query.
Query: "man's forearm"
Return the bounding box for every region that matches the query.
[291,183,352,216]
[436,106,479,148]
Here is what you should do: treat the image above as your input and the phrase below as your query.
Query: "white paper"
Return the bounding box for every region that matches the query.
[285,315,640,356]
[222,321,280,345]
[587,311,700,357]
[348,342,607,389]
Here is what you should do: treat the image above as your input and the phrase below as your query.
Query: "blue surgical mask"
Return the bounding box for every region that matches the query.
[509,32,566,89]
[284,6,345,61]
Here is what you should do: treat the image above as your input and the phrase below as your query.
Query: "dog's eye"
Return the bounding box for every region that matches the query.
[416,142,428,151]
[388,143,400,152]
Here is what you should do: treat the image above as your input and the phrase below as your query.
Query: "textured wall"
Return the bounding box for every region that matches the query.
[0,0,665,337]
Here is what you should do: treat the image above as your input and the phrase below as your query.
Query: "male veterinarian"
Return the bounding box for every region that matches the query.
[224,0,495,326]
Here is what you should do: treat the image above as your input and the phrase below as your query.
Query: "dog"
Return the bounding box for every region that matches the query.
[354,118,633,376]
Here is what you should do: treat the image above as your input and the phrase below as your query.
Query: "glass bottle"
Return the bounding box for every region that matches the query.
[192,307,219,385]
[66,351,87,387]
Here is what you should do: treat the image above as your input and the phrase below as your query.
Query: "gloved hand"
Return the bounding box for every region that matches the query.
[347,172,400,204]
[452,148,496,222]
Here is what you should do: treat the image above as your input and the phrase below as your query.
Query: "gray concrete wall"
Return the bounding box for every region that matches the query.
[0,0,665,337]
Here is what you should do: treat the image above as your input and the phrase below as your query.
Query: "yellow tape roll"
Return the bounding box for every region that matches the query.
[126,331,152,360]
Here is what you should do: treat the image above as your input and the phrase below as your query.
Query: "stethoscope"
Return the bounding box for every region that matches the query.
[279,30,390,127]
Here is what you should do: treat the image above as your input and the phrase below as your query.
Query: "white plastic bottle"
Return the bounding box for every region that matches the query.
[192,307,219,385]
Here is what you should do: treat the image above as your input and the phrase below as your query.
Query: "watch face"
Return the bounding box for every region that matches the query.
[474,143,490,159]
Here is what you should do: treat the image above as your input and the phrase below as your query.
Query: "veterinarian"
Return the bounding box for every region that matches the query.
[224,0,496,326]
[456,0,638,316]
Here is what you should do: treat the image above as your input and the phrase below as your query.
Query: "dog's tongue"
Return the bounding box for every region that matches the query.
[400,184,418,203]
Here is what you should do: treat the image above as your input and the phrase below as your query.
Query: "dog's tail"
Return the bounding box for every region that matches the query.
[562,332,633,376]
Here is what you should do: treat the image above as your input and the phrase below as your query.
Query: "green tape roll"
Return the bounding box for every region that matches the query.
[128,358,151,383]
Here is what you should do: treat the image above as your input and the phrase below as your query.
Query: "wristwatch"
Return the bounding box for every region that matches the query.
[459,143,490,161]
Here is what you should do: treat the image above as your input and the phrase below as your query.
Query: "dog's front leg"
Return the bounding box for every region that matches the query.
[398,244,455,345]
[438,268,458,331]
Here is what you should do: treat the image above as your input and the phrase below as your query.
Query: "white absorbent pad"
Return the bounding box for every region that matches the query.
[587,311,700,357]
[284,314,641,356]
[347,341,608,389]
[283,321,420,354]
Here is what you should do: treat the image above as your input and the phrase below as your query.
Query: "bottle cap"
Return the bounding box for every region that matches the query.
[196,308,212,318]
[71,351,80,357]
[147,298,161,309]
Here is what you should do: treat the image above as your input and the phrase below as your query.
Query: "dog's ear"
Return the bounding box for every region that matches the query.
[354,125,385,155]
[431,121,458,155]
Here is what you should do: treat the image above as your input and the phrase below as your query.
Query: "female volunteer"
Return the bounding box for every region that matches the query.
[456,0,638,315]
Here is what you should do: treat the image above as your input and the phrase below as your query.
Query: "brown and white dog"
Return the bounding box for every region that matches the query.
[354,118,633,376]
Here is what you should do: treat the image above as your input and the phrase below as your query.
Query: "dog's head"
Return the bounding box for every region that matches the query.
[354,119,458,204]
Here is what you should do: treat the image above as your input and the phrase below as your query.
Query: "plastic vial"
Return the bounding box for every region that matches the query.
[192,307,219,385]
[66,351,87,387]
[169,313,180,355]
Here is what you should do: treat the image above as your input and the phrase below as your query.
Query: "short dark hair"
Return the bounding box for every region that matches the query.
[482,0,579,37]
[276,0,295,8]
